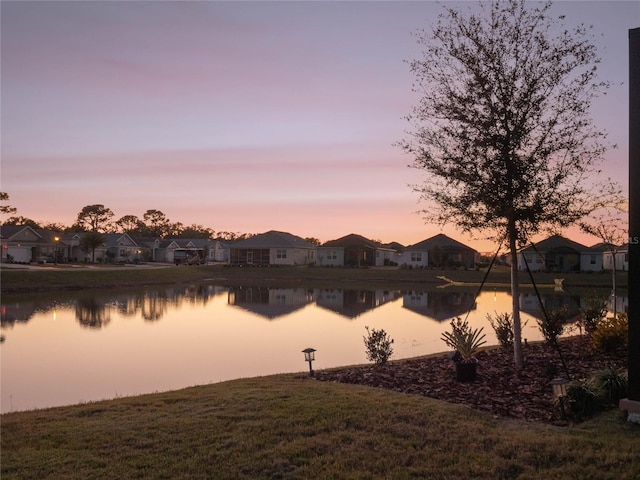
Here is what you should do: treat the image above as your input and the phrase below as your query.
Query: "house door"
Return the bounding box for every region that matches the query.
[247,251,253,264]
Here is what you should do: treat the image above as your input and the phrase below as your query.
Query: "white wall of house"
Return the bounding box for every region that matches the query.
[398,250,429,268]
[580,252,603,272]
[270,248,315,266]
[316,248,344,266]
[603,250,629,271]
[517,251,545,271]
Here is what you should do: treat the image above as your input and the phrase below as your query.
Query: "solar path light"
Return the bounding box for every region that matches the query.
[302,348,316,377]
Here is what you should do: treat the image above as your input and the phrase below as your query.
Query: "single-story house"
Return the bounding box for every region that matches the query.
[316,233,395,267]
[517,235,588,273]
[602,244,629,271]
[1,225,58,263]
[580,242,611,272]
[229,230,316,266]
[102,233,142,263]
[399,234,477,269]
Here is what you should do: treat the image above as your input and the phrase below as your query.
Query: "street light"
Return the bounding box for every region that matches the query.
[302,347,316,377]
[54,236,60,265]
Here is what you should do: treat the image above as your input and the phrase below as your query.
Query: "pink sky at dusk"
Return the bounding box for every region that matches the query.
[2,1,638,251]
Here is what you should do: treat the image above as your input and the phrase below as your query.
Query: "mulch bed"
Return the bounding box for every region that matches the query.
[316,336,627,423]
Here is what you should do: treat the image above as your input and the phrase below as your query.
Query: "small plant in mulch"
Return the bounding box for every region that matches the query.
[487,311,513,349]
[363,326,394,365]
[441,316,487,362]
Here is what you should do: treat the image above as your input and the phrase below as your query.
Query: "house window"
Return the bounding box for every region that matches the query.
[590,255,596,265]
[411,252,422,262]
[327,251,337,260]
[276,249,287,259]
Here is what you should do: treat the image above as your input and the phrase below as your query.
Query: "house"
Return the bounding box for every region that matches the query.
[102,233,142,263]
[517,235,588,273]
[399,234,477,269]
[229,230,316,266]
[316,233,395,267]
[1,225,53,263]
[209,238,231,263]
[603,243,629,271]
[580,242,611,272]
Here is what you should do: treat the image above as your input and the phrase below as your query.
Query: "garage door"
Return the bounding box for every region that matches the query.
[8,246,31,263]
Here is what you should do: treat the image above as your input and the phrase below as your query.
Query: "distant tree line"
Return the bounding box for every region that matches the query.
[0,195,256,241]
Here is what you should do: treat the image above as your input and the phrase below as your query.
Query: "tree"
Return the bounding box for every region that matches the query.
[80,230,106,263]
[2,216,40,228]
[76,204,114,233]
[0,192,17,217]
[142,209,171,238]
[116,215,145,236]
[400,0,611,370]
[579,189,628,315]
[180,224,214,239]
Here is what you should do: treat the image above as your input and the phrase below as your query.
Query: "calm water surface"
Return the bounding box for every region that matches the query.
[1,284,625,413]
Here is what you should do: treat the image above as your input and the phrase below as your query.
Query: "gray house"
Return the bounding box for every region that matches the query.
[229,231,316,266]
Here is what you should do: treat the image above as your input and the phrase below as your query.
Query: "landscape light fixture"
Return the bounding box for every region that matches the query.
[549,377,569,419]
[302,347,316,377]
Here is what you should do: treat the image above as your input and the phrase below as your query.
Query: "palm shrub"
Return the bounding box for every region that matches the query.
[592,368,628,405]
[567,380,601,420]
[363,326,394,365]
[441,317,487,362]
[487,311,513,349]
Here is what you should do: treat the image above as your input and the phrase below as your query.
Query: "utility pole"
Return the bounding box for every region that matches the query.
[620,27,640,423]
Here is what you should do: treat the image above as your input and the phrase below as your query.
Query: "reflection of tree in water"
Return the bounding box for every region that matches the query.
[75,297,111,329]
[141,292,168,322]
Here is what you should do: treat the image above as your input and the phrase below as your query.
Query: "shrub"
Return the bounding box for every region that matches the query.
[592,313,628,354]
[441,317,486,362]
[579,294,608,334]
[363,326,394,365]
[486,311,513,349]
[536,305,569,345]
[567,380,601,419]
[592,368,628,405]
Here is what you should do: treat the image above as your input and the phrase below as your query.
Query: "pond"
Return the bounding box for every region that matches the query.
[1,284,626,413]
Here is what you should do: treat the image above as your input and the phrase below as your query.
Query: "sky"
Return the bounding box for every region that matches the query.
[1,1,638,251]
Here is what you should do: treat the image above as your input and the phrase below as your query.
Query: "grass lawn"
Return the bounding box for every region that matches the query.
[0,263,628,294]
[2,375,639,479]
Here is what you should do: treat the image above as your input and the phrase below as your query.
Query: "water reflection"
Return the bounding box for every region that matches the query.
[0,284,627,413]
[402,290,477,322]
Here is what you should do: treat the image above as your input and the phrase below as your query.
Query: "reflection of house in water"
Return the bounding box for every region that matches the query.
[1,301,41,328]
[519,292,581,320]
[227,287,315,320]
[402,290,477,322]
[315,289,401,319]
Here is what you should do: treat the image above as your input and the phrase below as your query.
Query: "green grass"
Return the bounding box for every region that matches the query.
[2,375,638,479]
[1,264,627,294]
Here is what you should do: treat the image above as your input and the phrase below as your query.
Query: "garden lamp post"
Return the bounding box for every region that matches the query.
[549,378,569,419]
[302,347,316,377]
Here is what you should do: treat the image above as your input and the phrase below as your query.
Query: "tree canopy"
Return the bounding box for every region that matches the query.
[400,0,612,370]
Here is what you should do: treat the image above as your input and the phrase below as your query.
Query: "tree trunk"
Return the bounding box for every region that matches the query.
[509,224,524,372]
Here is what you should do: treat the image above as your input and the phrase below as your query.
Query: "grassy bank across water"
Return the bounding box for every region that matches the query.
[0,263,627,294]
[2,374,638,479]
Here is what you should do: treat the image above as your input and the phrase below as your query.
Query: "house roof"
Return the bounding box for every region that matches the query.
[520,235,588,253]
[404,233,477,253]
[321,233,380,249]
[232,230,316,249]
[0,225,42,240]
